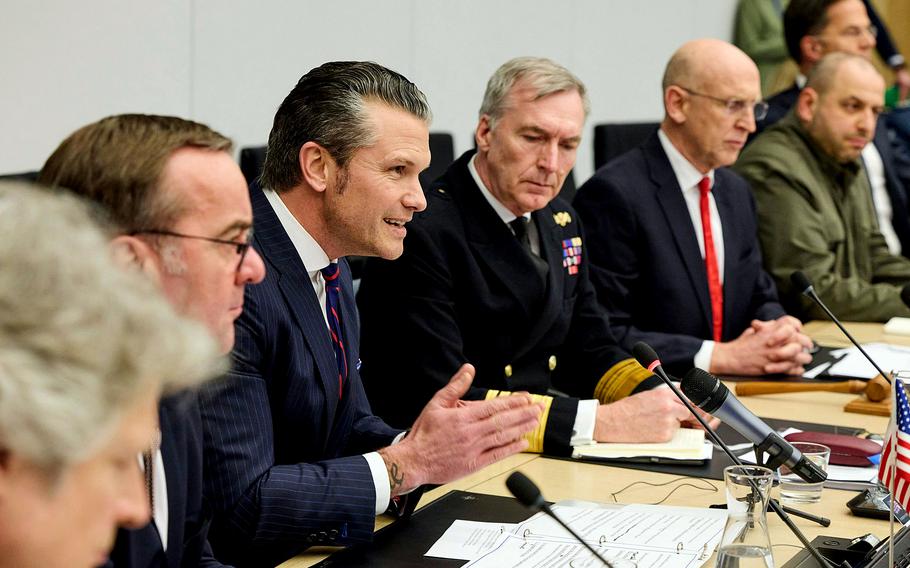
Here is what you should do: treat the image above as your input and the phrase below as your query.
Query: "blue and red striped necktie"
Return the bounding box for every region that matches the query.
[321,263,347,398]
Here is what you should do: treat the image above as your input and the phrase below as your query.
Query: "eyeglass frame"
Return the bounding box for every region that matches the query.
[677,86,769,121]
[129,228,254,272]
[814,24,877,41]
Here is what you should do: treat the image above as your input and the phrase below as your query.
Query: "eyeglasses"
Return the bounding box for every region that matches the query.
[131,229,253,271]
[817,24,877,40]
[679,87,769,121]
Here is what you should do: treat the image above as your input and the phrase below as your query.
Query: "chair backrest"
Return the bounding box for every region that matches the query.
[420,132,455,190]
[0,171,39,183]
[592,122,659,170]
[239,146,267,186]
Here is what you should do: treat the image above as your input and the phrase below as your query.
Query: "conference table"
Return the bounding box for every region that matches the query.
[280,321,909,567]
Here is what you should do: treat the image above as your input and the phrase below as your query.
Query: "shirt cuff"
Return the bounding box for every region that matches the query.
[694,340,715,371]
[364,452,391,516]
[570,399,598,446]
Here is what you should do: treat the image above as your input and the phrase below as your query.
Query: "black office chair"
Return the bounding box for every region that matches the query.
[420,132,455,189]
[0,171,40,183]
[239,146,267,186]
[592,122,659,170]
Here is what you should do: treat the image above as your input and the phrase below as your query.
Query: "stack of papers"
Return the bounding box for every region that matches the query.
[573,428,710,462]
[426,501,727,567]
[805,342,910,379]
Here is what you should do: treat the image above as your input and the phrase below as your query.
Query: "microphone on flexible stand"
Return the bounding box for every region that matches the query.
[680,368,827,483]
[631,342,842,568]
[506,471,613,567]
[790,271,891,385]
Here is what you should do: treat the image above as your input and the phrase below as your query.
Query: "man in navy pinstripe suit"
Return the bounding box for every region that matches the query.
[200,62,544,567]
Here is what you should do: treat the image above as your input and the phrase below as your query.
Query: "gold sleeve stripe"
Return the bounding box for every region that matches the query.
[484,390,552,454]
[593,358,652,404]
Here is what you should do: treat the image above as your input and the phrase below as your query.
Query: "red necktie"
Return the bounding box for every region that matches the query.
[698,177,723,342]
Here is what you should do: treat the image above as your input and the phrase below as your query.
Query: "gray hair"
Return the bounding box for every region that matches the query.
[0,182,223,474]
[261,61,432,193]
[479,56,590,129]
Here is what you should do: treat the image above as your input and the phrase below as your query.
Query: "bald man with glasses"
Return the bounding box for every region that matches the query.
[575,38,812,377]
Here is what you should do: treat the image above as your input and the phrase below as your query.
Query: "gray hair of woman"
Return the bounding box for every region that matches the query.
[0,181,224,476]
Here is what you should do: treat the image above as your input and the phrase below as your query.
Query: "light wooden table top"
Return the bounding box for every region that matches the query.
[280,321,901,567]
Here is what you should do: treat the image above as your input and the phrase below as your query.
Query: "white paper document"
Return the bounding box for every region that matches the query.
[426,502,727,567]
[826,343,910,378]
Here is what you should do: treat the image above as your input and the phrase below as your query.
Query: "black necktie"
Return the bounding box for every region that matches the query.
[509,217,549,280]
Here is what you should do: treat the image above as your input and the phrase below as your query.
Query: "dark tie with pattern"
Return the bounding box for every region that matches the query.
[509,217,549,280]
[321,263,347,399]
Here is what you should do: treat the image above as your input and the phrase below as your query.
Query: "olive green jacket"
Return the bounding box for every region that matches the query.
[734,111,910,322]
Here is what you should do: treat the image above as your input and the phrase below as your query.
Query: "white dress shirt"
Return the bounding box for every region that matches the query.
[136,440,168,549]
[657,129,724,371]
[264,188,403,516]
[468,155,598,446]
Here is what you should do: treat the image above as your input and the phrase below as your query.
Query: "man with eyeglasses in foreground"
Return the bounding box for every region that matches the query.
[574,39,812,377]
[736,53,910,322]
[39,113,267,567]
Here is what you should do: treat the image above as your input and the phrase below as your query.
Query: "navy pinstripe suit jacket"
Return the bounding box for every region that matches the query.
[200,185,400,568]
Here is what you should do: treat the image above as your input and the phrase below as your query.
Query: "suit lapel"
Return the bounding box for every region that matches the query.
[450,158,548,321]
[714,174,736,337]
[159,403,180,567]
[520,207,566,355]
[250,186,340,428]
[645,136,713,326]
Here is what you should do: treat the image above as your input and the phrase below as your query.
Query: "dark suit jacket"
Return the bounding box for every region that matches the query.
[756,84,910,257]
[106,392,226,568]
[573,133,785,375]
[200,186,401,568]
[357,151,658,453]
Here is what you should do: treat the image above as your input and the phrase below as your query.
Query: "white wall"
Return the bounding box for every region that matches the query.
[1,0,737,184]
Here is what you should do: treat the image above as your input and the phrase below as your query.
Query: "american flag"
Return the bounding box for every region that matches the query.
[879,380,910,508]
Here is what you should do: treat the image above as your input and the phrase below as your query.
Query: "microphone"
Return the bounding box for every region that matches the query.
[680,368,827,483]
[506,472,613,567]
[632,342,840,568]
[791,271,891,385]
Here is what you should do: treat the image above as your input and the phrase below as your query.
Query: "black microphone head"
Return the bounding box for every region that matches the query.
[790,271,814,296]
[680,368,729,413]
[506,471,545,510]
[632,342,660,370]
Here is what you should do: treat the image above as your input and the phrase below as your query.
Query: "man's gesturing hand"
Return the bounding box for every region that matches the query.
[378,364,542,496]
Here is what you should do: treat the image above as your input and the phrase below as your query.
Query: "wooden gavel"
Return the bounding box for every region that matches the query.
[735,375,891,402]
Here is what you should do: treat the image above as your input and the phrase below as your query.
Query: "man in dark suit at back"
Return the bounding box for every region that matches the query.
[199,62,543,567]
[357,57,717,455]
[40,114,268,567]
[574,39,812,377]
[756,0,910,258]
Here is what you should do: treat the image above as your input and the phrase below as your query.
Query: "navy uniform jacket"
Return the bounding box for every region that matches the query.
[757,84,910,257]
[573,133,785,375]
[200,186,401,568]
[105,392,227,568]
[357,151,657,455]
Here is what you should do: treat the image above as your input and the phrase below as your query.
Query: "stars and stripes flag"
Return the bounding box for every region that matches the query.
[879,380,910,509]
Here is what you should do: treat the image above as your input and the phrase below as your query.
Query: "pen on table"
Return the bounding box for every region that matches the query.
[710,501,831,527]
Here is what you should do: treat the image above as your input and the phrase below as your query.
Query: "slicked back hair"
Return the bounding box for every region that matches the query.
[261,61,431,193]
